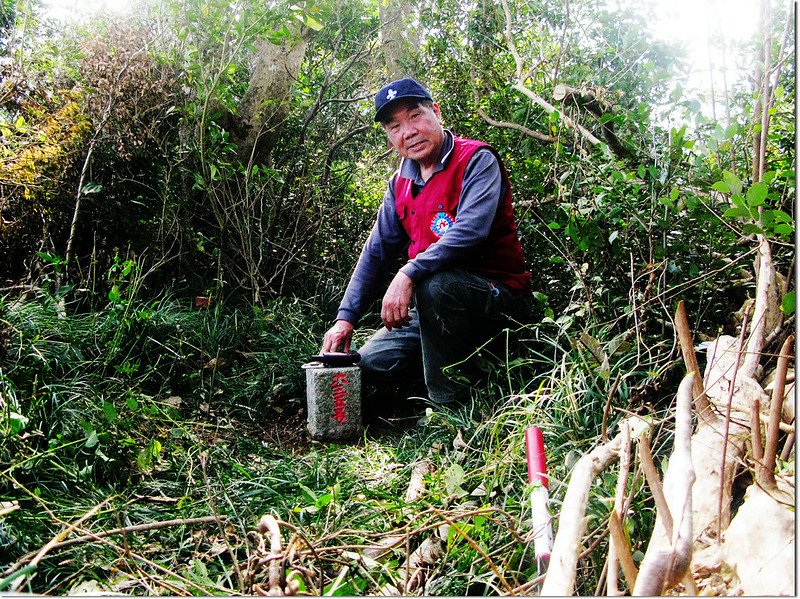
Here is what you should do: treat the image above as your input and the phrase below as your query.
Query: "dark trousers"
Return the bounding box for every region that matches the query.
[358,270,532,404]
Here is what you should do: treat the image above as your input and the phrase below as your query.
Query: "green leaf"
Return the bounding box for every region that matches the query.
[746,181,768,207]
[299,483,318,504]
[722,207,752,220]
[102,401,118,422]
[771,210,792,223]
[85,430,99,449]
[7,412,30,435]
[108,285,122,303]
[37,251,65,265]
[724,123,740,138]
[192,171,206,190]
[443,463,468,497]
[316,492,334,508]
[81,182,103,195]
[0,565,38,592]
[742,223,765,235]
[136,439,162,472]
[447,521,474,550]
[658,196,674,209]
[305,15,323,30]
[711,181,729,194]
[232,463,253,480]
[721,171,742,195]
[781,291,795,316]
[533,291,549,304]
[730,194,746,209]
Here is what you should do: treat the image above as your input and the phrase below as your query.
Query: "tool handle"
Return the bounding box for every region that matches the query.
[525,426,548,488]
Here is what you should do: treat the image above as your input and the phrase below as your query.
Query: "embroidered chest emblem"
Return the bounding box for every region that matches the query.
[430,211,455,237]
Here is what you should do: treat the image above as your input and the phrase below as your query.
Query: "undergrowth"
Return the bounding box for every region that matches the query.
[1,288,679,595]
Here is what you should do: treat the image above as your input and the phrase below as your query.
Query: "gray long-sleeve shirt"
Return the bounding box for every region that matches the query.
[336,130,506,325]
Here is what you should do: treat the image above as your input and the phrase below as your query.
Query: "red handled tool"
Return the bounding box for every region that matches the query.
[525,426,553,572]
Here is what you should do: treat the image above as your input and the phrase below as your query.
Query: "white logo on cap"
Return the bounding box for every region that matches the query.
[387,89,397,100]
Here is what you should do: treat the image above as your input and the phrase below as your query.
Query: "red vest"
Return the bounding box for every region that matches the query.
[394,137,531,293]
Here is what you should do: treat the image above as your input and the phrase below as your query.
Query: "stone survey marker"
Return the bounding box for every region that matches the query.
[304,358,363,440]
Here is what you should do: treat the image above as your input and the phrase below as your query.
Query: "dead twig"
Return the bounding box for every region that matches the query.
[608,510,638,592]
[405,460,433,503]
[760,335,794,489]
[253,515,299,596]
[5,514,225,577]
[675,300,714,425]
[601,372,622,443]
[633,375,695,595]
[607,419,631,594]
[637,434,673,539]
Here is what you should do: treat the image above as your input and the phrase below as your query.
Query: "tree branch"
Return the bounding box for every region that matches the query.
[633,374,695,595]
[476,107,555,142]
[541,428,625,596]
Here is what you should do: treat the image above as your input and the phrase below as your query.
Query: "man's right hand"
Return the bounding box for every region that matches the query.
[322,320,354,353]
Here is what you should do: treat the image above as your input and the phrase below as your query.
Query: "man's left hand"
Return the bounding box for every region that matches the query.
[381,271,413,331]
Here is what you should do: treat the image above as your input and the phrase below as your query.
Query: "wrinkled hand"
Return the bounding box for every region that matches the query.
[322,320,354,353]
[381,271,413,331]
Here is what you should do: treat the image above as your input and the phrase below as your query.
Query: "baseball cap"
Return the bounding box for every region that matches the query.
[374,77,434,122]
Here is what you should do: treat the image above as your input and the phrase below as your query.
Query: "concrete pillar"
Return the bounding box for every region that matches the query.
[305,364,362,440]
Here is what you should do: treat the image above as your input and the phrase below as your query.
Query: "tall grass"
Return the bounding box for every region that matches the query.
[1,288,680,595]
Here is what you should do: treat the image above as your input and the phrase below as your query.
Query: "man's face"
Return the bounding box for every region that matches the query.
[382,100,445,170]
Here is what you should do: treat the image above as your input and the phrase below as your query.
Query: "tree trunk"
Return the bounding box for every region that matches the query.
[233,35,308,166]
[378,0,420,80]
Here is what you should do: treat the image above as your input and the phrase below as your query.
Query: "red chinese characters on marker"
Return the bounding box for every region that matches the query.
[331,373,348,424]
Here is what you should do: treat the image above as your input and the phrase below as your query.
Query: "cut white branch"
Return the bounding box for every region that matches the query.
[498,0,609,154]
[512,82,607,150]
[633,375,695,595]
[476,107,555,143]
[541,428,625,596]
[743,237,777,377]
[607,421,632,595]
